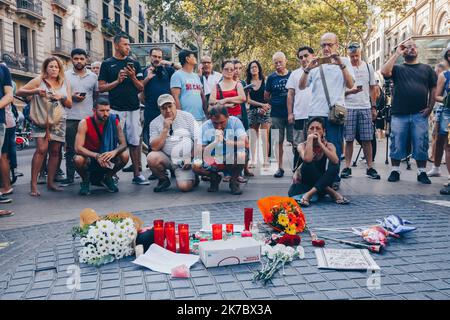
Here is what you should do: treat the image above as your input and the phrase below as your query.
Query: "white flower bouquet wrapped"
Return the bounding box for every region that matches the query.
[73,217,137,267]
[253,244,305,285]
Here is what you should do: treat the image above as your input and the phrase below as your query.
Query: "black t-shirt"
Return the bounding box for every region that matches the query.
[143,65,175,119]
[265,71,291,118]
[98,57,144,111]
[0,64,12,124]
[391,63,437,115]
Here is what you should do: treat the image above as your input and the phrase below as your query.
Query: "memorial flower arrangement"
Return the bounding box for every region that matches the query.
[72,209,142,267]
[253,244,305,284]
[257,196,306,235]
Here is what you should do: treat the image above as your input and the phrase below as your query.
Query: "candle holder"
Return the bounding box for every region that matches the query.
[164,221,176,252]
[178,224,190,254]
[244,208,253,231]
[226,223,234,235]
[153,220,164,247]
[212,223,223,240]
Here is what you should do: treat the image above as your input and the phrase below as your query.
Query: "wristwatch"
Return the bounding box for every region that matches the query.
[339,64,346,70]
[303,68,310,74]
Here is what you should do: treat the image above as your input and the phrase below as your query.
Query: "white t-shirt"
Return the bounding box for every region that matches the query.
[306,57,355,117]
[286,68,312,120]
[345,61,376,109]
[202,71,222,96]
[149,110,200,160]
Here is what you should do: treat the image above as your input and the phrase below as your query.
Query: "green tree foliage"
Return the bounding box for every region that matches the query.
[143,0,407,71]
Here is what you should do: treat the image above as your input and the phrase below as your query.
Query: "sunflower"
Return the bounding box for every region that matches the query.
[285,224,297,235]
[277,214,289,227]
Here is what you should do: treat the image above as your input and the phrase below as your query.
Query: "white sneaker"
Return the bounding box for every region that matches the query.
[427,166,441,177]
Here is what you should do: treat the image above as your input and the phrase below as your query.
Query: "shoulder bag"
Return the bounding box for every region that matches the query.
[319,65,347,125]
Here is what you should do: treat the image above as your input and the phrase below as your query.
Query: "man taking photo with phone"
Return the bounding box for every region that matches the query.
[299,33,355,190]
[340,43,380,180]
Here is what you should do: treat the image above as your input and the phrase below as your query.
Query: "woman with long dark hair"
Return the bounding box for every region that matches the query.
[289,117,349,206]
[246,60,271,168]
[16,56,72,196]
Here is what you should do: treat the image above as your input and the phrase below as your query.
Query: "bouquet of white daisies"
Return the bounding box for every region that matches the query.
[73,217,137,267]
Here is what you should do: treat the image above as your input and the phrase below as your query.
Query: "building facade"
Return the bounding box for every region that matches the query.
[0,0,185,88]
[367,0,449,73]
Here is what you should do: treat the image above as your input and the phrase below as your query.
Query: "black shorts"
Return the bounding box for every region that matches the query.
[88,157,111,184]
[1,127,15,155]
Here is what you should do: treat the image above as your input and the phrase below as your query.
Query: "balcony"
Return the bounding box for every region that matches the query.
[113,0,121,10]
[101,18,122,37]
[16,0,44,21]
[124,4,132,18]
[51,0,70,12]
[0,0,13,8]
[1,50,40,75]
[51,38,74,59]
[83,9,98,27]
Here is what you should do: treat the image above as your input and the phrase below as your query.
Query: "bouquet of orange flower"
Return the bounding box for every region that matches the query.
[257,196,306,235]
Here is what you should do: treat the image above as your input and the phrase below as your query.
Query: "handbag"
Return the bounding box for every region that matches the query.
[30,79,64,128]
[319,65,347,125]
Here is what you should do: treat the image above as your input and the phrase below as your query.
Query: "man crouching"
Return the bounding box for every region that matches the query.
[147,94,198,193]
[193,105,247,195]
[74,97,129,195]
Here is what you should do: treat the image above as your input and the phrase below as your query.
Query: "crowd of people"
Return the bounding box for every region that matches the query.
[0,31,449,217]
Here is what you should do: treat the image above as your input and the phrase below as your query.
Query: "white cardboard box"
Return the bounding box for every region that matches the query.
[199,237,262,268]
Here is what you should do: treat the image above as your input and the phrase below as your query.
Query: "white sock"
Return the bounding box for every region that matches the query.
[391,166,400,173]
[418,168,426,175]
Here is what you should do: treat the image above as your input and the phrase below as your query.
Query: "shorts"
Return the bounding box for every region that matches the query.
[87,157,112,184]
[293,119,306,147]
[389,113,429,161]
[111,109,141,146]
[271,117,293,144]
[0,124,5,151]
[1,127,15,154]
[249,108,271,126]
[344,108,373,141]
[31,116,66,143]
[436,107,450,136]
[150,151,195,182]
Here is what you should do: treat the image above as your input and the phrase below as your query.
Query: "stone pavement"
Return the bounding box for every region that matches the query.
[1,195,450,300]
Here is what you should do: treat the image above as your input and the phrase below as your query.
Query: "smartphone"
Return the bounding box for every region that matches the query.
[79,92,86,97]
[106,161,115,169]
[356,85,363,90]
[318,57,332,65]
[127,61,134,68]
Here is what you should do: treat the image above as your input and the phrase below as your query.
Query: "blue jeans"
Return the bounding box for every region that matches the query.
[390,113,429,161]
[308,117,343,182]
[436,107,450,136]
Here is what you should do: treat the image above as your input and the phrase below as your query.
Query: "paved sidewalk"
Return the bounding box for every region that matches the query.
[1,195,450,300]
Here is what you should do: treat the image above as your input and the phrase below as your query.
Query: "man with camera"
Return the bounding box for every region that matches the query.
[142,48,177,155]
[147,94,198,193]
[340,43,380,180]
[299,33,355,190]
[98,34,149,186]
[381,39,437,184]
[62,49,98,186]
[199,55,222,103]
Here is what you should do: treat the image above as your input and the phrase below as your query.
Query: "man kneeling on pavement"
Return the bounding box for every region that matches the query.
[147,94,199,193]
[193,105,248,195]
[74,97,129,195]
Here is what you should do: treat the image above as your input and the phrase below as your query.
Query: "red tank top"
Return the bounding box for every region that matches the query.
[216,83,241,116]
[84,116,119,152]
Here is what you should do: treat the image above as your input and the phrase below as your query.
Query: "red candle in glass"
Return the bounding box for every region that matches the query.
[164,222,176,252]
[226,224,234,234]
[153,220,164,247]
[212,224,223,240]
[178,224,190,254]
[244,208,253,231]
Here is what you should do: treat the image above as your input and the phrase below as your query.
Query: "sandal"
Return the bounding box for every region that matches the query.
[335,197,350,205]
[29,191,41,197]
[298,196,310,207]
[0,210,14,218]
[244,170,254,177]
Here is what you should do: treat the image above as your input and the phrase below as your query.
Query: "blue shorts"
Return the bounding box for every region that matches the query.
[389,113,429,161]
[436,107,450,136]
